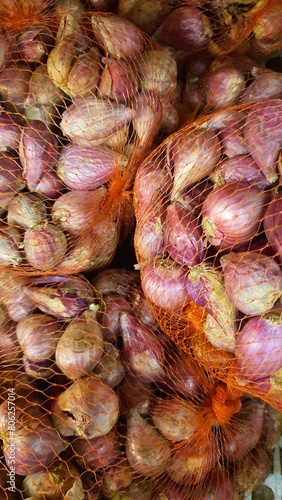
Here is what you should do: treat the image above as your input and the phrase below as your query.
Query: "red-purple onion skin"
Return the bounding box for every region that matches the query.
[168,127,221,198]
[130,290,158,331]
[72,429,121,470]
[219,123,248,158]
[261,404,282,452]
[99,56,137,104]
[0,154,25,193]
[244,99,282,183]
[201,181,269,249]
[118,374,154,416]
[220,398,265,463]
[19,120,58,191]
[241,70,282,104]
[91,342,126,388]
[221,252,282,316]
[34,170,63,199]
[120,312,165,383]
[212,155,270,188]
[90,268,140,297]
[126,408,171,476]
[158,350,202,399]
[204,67,246,110]
[235,313,282,382]
[56,144,122,190]
[16,313,63,361]
[235,445,271,491]
[153,6,212,53]
[100,293,131,342]
[203,468,235,500]
[134,213,165,261]
[263,191,282,263]
[7,294,35,322]
[165,201,205,267]
[0,113,22,151]
[141,258,190,313]
[203,109,247,132]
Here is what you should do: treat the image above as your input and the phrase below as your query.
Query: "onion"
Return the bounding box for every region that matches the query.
[134,213,165,261]
[138,49,178,97]
[99,293,131,342]
[244,99,282,183]
[141,258,190,313]
[220,252,282,316]
[16,313,63,362]
[23,223,68,271]
[261,404,282,451]
[241,70,282,103]
[201,181,269,249]
[158,350,202,398]
[263,191,282,263]
[220,397,265,462]
[55,306,104,380]
[101,459,135,499]
[0,154,25,193]
[57,376,119,439]
[7,192,47,230]
[235,445,270,491]
[72,428,121,471]
[132,90,162,148]
[203,467,235,499]
[118,374,154,416]
[126,408,171,476]
[91,342,126,388]
[120,312,165,383]
[211,155,270,188]
[235,313,282,383]
[90,268,139,297]
[99,56,138,103]
[168,126,221,199]
[204,67,245,110]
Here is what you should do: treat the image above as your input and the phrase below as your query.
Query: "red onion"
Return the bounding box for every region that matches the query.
[141,258,190,313]
[153,6,212,53]
[120,312,165,383]
[16,313,62,362]
[204,67,245,110]
[0,113,22,151]
[159,350,202,398]
[56,143,124,190]
[101,459,135,499]
[126,408,171,476]
[134,213,165,261]
[201,181,269,249]
[134,158,172,218]
[212,155,270,188]
[34,170,63,199]
[168,126,221,199]
[203,467,235,499]
[235,445,270,491]
[0,154,25,193]
[55,307,103,380]
[90,268,139,297]
[220,397,265,462]
[219,122,248,158]
[99,293,131,342]
[235,313,282,383]
[91,342,126,388]
[167,434,218,485]
[0,230,22,267]
[26,275,96,319]
[241,70,282,103]
[58,376,119,439]
[118,374,154,416]
[0,319,19,366]
[19,120,58,191]
[165,201,205,267]
[138,49,178,98]
[261,404,282,451]
[0,64,31,112]
[221,252,282,316]
[99,56,138,103]
[244,99,282,183]
[252,2,282,55]
[118,1,176,35]
[72,428,121,470]
[24,223,68,271]
[7,192,47,230]
[263,191,282,263]
[131,288,159,331]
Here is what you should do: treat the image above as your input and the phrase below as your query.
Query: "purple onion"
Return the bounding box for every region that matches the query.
[168,126,221,199]
[133,158,172,217]
[134,213,165,261]
[244,99,282,183]
[263,191,282,263]
[0,154,25,193]
[201,181,269,249]
[0,113,22,151]
[56,143,123,190]
[235,313,282,383]
[219,123,248,158]
[72,429,121,470]
[153,6,212,53]
[212,155,270,188]
[241,70,282,103]
[141,258,190,313]
[164,201,204,267]
[221,252,282,316]
[99,56,138,103]
[100,293,131,342]
[120,312,165,383]
[33,170,63,199]
[204,67,245,110]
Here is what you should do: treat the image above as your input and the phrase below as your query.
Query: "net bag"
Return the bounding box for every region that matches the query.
[134,96,282,413]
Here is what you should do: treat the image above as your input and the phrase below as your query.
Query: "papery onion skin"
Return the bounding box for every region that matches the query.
[0,230,22,266]
[165,201,205,267]
[221,252,282,316]
[202,181,269,249]
[118,374,154,416]
[7,192,47,230]
[235,445,270,491]
[263,191,282,263]
[91,342,126,388]
[72,428,121,470]
[152,397,203,442]
[90,268,139,297]
[235,313,282,383]
[126,408,171,476]
[16,313,62,361]
[212,155,270,188]
[134,214,165,261]
[120,312,165,383]
[219,122,248,158]
[0,154,25,193]
[204,67,245,110]
[101,459,135,499]
[99,293,131,342]
[141,258,190,313]
[24,223,68,271]
[168,126,221,199]
[241,70,282,103]
[58,376,119,439]
[244,99,282,183]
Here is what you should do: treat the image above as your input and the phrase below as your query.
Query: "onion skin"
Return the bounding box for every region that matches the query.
[220,398,265,462]
[118,374,154,416]
[201,181,269,249]
[72,429,121,470]
[7,192,47,230]
[263,191,282,263]
[99,293,131,342]
[165,201,205,267]
[235,445,270,491]
[99,56,138,103]
[120,312,165,383]
[0,113,22,151]
[57,143,124,190]
[90,268,139,297]
[101,459,135,499]
[219,122,248,158]
[126,408,171,477]
[58,376,119,439]
[24,223,68,271]
[91,342,126,388]
[134,213,165,261]
[168,126,221,199]
[204,67,245,110]
[241,70,282,103]
[212,155,270,188]
[138,49,178,97]
[141,258,190,313]
[235,313,282,383]
[0,154,25,193]
[0,230,22,267]
[26,275,95,320]
[55,307,103,380]
[244,99,282,183]
[132,90,162,148]
[221,252,282,316]
[16,313,63,362]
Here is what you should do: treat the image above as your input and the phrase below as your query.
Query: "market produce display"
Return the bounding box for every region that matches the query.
[0,0,281,498]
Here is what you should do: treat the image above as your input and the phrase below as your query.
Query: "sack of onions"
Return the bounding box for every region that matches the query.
[134,96,282,412]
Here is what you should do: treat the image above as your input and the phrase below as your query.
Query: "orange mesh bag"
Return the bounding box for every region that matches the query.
[133,96,282,413]
[0,266,280,498]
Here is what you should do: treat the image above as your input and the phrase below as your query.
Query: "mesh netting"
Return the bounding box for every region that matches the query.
[0,267,281,499]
